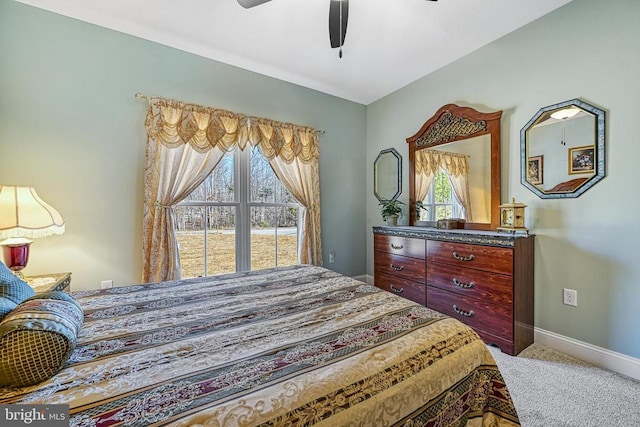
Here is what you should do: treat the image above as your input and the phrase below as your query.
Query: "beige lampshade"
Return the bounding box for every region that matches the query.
[0,186,65,241]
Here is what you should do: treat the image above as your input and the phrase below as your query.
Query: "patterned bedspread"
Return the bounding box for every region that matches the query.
[1,265,520,426]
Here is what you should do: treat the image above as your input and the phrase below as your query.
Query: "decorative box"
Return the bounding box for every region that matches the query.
[436,218,466,230]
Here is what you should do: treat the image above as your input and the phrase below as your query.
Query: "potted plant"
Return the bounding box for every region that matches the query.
[415,201,430,226]
[380,200,404,226]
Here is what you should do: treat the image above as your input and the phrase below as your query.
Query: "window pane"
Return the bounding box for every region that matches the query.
[175,205,237,278]
[176,146,301,277]
[184,152,235,202]
[434,171,452,204]
[206,206,236,276]
[251,206,276,269]
[175,205,205,278]
[276,226,298,267]
[250,147,296,204]
[277,206,298,266]
[250,206,298,270]
[435,205,453,221]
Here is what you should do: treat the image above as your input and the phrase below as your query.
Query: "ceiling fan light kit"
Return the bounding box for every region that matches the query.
[238,0,438,58]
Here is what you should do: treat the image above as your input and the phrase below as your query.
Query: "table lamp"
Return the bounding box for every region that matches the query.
[0,186,65,278]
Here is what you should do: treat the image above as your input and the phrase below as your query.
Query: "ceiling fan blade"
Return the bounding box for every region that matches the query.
[237,0,272,8]
[329,0,349,49]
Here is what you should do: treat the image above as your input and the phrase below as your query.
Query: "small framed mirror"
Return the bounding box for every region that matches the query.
[374,148,402,202]
[521,99,605,198]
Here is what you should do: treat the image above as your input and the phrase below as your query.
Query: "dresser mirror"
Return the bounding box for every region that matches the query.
[406,104,502,230]
[521,99,605,198]
[374,148,402,202]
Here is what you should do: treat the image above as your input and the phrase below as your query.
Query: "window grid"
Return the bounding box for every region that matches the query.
[176,147,300,277]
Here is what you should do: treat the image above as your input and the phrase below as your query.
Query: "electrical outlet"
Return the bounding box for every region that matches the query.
[329,251,335,264]
[563,288,577,306]
[101,280,113,289]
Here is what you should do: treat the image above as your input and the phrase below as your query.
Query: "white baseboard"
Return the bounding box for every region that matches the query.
[534,327,640,381]
[353,274,373,284]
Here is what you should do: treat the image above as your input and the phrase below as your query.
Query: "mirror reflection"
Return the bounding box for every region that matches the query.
[374,148,402,202]
[414,134,491,224]
[521,99,605,198]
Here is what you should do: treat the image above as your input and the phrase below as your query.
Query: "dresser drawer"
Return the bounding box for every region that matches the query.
[374,251,425,283]
[375,271,426,305]
[427,286,513,339]
[427,263,512,305]
[374,234,425,259]
[427,240,513,275]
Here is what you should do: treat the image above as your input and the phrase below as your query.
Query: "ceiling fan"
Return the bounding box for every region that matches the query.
[238,0,438,58]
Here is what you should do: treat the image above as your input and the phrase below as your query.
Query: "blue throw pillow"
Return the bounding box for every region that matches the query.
[0,297,17,320]
[0,262,35,305]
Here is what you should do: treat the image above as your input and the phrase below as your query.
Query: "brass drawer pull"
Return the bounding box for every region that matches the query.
[391,243,404,250]
[453,305,474,317]
[452,252,475,262]
[453,278,475,289]
[390,264,404,271]
[390,285,404,294]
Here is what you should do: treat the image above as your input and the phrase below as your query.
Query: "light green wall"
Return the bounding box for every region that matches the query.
[366,0,640,359]
[0,1,367,288]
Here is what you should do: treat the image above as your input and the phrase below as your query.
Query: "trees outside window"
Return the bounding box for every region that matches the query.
[417,168,464,222]
[175,146,300,278]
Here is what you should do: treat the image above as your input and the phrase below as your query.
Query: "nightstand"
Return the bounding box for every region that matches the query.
[24,272,72,293]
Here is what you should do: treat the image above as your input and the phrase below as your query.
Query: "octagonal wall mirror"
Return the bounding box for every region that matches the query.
[521,99,606,198]
[374,148,402,202]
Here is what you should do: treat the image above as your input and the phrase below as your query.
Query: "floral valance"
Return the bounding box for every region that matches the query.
[415,149,470,177]
[145,97,319,163]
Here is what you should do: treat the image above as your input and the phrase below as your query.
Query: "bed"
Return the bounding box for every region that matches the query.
[1,265,520,426]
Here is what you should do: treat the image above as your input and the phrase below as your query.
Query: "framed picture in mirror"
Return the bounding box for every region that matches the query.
[568,145,595,174]
[527,155,543,185]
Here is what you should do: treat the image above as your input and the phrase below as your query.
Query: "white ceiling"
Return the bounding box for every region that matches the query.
[16,0,572,105]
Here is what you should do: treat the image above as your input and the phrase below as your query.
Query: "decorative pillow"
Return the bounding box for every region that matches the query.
[0,295,84,387]
[26,291,84,319]
[0,297,17,320]
[0,261,35,306]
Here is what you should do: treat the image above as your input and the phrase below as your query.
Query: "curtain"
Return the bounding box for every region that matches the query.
[249,118,322,264]
[415,149,473,221]
[415,149,438,202]
[142,101,244,282]
[142,97,322,282]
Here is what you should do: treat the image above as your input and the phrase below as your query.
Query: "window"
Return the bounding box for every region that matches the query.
[174,146,300,278]
[417,168,464,222]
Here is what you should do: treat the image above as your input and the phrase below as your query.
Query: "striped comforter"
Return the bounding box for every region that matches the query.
[1,265,520,426]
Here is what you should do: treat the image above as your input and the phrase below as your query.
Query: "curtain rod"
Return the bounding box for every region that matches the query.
[135,92,325,134]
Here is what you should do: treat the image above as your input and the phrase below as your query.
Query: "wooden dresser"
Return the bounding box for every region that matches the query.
[374,226,534,355]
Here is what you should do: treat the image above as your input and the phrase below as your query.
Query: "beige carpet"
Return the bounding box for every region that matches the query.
[488,343,640,427]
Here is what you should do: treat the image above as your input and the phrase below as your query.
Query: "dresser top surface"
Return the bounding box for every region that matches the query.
[373,226,533,247]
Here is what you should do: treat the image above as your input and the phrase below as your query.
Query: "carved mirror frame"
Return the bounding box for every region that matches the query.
[406,104,503,230]
[521,98,606,199]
